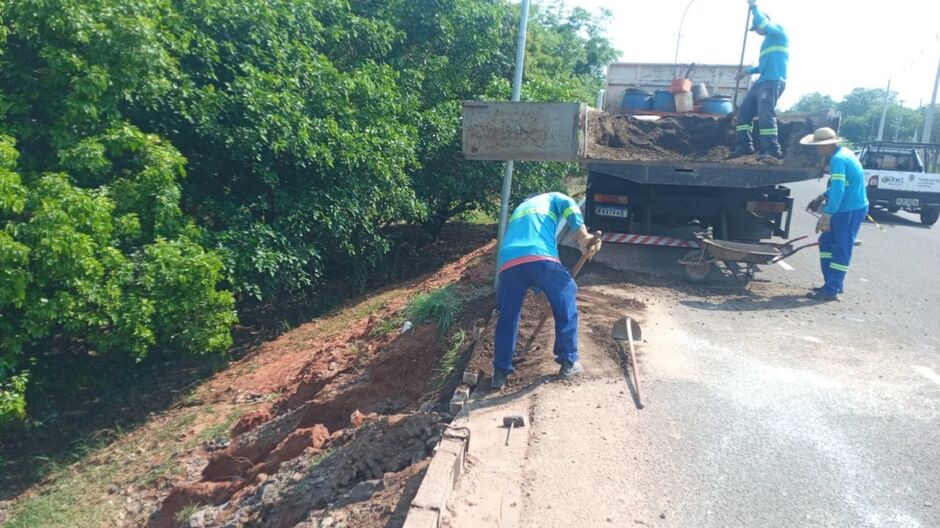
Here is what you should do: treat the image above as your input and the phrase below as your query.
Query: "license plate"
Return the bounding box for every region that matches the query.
[896,197,919,207]
[595,205,628,218]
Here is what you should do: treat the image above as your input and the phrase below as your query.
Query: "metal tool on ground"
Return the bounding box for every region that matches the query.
[867,214,887,232]
[612,317,644,409]
[502,415,527,446]
[732,6,752,110]
[519,232,603,357]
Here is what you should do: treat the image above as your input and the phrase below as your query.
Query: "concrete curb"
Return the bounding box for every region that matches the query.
[404,299,491,527]
[402,419,470,528]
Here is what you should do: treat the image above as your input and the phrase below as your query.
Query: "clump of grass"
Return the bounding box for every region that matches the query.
[307,448,334,470]
[176,503,199,524]
[433,330,467,389]
[193,408,249,447]
[405,286,462,333]
[372,315,405,336]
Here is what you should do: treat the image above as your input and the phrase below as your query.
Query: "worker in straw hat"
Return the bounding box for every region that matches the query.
[802,127,869,301]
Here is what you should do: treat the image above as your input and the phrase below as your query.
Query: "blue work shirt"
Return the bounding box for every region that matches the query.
[498,192,585,272]
[824,146,870,215]
[746,6,789,83]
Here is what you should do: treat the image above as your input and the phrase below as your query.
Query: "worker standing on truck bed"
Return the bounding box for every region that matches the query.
[731,0,789,162]
[802,128,870,301]
[492,192,601,389]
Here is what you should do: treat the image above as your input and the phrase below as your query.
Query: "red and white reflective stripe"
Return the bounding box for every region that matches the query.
[600,232,700,249]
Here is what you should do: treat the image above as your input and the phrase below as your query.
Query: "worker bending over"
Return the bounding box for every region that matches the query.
[802,128,869,301]
[732,0,789,162]
[492,192,600,389]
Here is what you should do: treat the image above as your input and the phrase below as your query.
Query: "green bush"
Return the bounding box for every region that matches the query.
[0,0,616,422]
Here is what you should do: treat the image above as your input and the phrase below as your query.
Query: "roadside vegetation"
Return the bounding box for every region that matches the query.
[0,0,617,424]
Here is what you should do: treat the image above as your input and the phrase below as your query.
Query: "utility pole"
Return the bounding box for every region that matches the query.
[894,100,905,141]
[877,78,891,141]
[923,54,940,144]
[495,0,532,285]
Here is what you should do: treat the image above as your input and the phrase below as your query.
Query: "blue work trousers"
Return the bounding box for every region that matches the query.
[818,207,867,296]
[736,80,786,155]
[494,260,578,373]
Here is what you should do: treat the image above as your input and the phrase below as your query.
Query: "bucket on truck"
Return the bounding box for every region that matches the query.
[701,95,733,116]
[621,88,653,113]
[652,90,676,113]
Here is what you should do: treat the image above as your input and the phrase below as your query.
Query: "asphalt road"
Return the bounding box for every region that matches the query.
[594,180,940,527]
[445,180,940,527]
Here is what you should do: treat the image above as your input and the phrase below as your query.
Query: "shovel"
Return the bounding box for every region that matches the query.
[612,316,643,409]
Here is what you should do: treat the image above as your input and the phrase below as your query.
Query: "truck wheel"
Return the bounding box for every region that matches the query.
[921,207,940,226]
[681,250,713,284]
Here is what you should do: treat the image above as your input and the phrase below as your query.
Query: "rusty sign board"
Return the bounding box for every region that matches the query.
[462,102,586,162]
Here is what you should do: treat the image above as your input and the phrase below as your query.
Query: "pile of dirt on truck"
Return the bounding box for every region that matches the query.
[586,109,823,168]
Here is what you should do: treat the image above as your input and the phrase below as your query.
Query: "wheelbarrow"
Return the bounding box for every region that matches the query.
[677,232,819,284]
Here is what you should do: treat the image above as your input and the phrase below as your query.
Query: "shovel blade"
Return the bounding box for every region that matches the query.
[611,316,642,342]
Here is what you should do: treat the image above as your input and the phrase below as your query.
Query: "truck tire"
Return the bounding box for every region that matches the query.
[921,207,940,226]
[681,250,714,284]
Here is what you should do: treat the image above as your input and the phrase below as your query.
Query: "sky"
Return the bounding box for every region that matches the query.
[561,0,940,110]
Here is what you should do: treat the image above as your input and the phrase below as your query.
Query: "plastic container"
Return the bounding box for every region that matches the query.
[692,83,710,103]
[621,88,653,113]
[701,95,733,116]
[675,91,695,113]
[652,90,676,113]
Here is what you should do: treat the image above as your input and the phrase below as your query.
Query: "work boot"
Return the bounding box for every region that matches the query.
[810,286,843,294]
[805,291,839,302]
[559,360,584,378]
[757,152,783,165]
[728,146,756,159]
[491,369,510,389]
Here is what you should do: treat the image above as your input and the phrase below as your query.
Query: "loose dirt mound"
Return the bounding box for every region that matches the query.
[174,414,441,528]
[151,244,498,527]
[586,109,821,168]
[467,281,648,389]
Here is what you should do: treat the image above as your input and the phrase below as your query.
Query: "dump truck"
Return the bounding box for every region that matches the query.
[463,62,840,257]
[858,142,940,226]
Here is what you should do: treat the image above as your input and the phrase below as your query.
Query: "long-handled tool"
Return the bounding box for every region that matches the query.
[612,317,643,409]
[518,232,603,357]
[502,415,527,446]
[732,6,752,110]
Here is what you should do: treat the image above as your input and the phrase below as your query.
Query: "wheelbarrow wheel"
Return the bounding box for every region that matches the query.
[681,250,713,284]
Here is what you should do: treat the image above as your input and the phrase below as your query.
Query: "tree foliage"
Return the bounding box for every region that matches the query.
[789,89,926,145]
[0,0,617,422]
[0,0,237,423]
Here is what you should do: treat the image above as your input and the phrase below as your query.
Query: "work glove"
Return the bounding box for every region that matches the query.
[747,0,757,6]
[736,70,750,81]
[579,234,602,257]
[815,213,832,234]
[807,194,826,213]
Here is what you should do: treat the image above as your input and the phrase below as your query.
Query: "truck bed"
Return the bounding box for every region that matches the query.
[587,159,821,189]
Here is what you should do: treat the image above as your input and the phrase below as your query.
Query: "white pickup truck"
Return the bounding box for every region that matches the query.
[860,143,940,226]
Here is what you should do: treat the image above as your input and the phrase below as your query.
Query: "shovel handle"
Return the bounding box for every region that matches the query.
[626,317,643,407]
[520,231,602,354]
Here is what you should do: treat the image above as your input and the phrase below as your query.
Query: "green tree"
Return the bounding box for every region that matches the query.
[790,88,925,144]
[0,0,236,423]
[789,92,836,114]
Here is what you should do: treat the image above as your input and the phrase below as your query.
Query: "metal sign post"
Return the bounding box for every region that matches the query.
[494,0,532,287]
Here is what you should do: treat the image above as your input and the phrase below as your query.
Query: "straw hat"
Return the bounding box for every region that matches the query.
[800,127,842,146]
